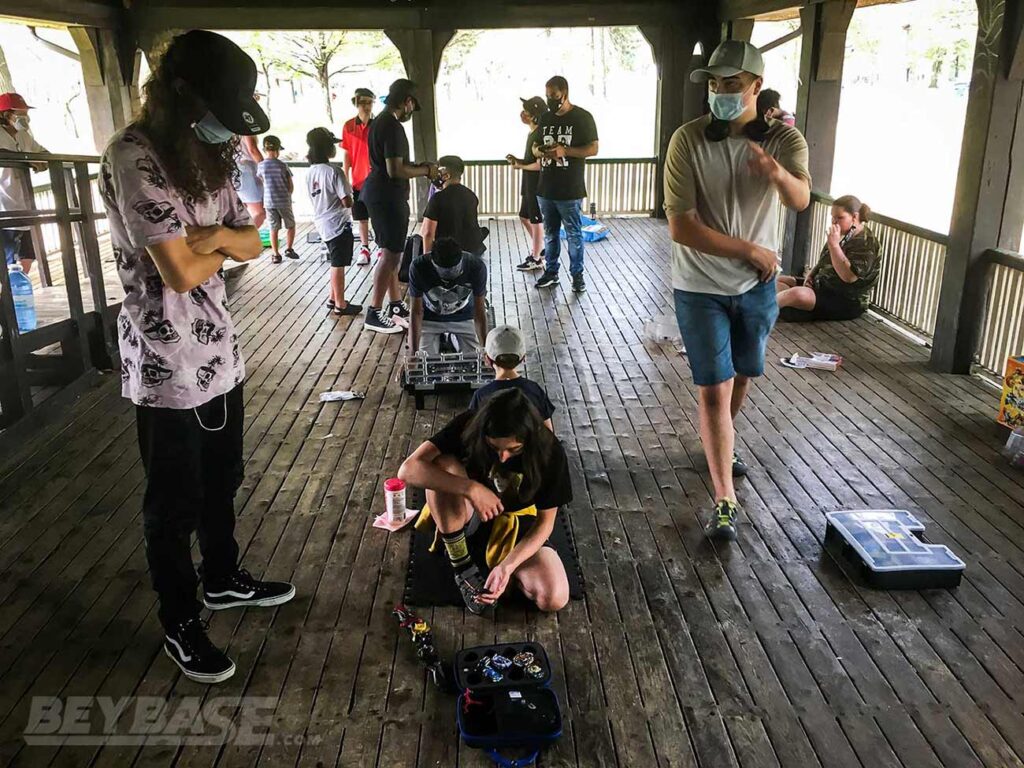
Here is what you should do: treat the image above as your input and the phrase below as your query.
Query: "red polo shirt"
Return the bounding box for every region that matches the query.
[341,115,372,191]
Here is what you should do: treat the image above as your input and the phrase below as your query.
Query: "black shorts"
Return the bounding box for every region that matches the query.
[352,189,369,222]
[326,226,354,268]
[779,285,866,323]
[367,199,410,254]
[518,193,542,224]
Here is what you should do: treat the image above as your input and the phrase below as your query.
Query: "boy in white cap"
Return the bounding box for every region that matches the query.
[471,325,555,431]
[665,40,810,542]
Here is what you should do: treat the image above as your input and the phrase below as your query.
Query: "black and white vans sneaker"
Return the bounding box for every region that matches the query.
[164,617,235,684]
[516,256,544,272]
[364,308,404,335]
[571,273,586,294]
[535,271,560,289]
[203,568,296,611]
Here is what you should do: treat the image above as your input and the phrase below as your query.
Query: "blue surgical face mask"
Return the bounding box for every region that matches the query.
[434,257,464,281]
[708,86,751,122]
[192,111,234,144]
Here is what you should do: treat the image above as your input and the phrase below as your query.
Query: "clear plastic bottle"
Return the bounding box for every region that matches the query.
[8,263,36,332]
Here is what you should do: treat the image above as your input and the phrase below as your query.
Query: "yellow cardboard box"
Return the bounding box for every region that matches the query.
[999,356,1024,428]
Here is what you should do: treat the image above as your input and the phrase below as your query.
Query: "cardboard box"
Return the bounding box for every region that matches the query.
[998,355,1024,428]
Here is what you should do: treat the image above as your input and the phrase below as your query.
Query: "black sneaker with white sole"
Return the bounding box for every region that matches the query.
[364,307,404,334]
[388,300,411,329]
[572,273,586,293]
[163,617,235,684]
[516,256,544,272]
[455,564,490,616]
[203,568,296,611]
[535,271,560,289]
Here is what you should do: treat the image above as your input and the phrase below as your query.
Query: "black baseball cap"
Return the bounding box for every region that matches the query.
[306,127,339,146]
[262,135,283,150]
[385,79,421,111]
[520,96,547,120]
[353,87,375,101]
[164,30,269,136]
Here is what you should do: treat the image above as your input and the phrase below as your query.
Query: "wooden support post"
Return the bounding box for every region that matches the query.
[0,239,31,425]
[74,161,115,369]
[931,0,1024,373]
[69,26,139,151]
[47,160,90,380]
[641,15,718,218]
[729,19,755,42]
[384,28,453,220]
[787,0,856,276]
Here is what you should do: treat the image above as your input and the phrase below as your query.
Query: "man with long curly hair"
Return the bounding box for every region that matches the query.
[99,30,295,684]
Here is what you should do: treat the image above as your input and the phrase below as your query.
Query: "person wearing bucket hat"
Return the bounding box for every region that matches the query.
[506,97,546,271]
[0,92,47,273]
[98,30,293,686]
[665,38,810,543]
[360,78,439,335]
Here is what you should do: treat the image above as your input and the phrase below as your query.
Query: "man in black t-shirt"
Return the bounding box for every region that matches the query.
[419,155,488,256]
[506,96,547,271]
[408,236,488,354]
[360,78,439,335]
[532,76,599,294]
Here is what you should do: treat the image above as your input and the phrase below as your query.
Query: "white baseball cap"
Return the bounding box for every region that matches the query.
[485,325,526,360]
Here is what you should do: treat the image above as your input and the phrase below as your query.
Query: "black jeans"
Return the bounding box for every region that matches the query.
[137,384,244,630]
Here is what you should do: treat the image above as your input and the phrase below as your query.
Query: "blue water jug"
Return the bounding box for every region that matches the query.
[8,263,36,332]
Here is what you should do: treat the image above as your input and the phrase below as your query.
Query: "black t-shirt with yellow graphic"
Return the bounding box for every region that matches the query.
[428,411,572,512]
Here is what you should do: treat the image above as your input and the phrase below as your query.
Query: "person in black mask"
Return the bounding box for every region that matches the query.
[531,76,599,294]
[360,78,439,334]
[407,236,488,355]
[506,96,546,271]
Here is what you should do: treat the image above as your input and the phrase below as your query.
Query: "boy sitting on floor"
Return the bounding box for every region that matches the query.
[471,325,555,431]
[408,236,488,354]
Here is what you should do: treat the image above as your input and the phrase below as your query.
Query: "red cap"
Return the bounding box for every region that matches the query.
[384,478,405,492]
[0,93,32,112]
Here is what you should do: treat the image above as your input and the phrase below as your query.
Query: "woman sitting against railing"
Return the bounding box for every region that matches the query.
[776,194,881,321]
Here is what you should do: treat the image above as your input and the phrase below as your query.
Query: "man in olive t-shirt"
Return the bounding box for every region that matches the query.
[664,40,810,542]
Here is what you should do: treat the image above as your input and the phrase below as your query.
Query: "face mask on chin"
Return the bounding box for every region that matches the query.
[192,111,234,144]
[433,257,464,281]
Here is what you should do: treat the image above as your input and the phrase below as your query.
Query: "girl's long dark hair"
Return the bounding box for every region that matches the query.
[135,38,238,201]
[461,389,555,504]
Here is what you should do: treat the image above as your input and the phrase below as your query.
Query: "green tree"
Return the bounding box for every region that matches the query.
[268,31,400,123]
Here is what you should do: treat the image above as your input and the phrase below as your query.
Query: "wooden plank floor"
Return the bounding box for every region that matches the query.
[1,217,1023,767]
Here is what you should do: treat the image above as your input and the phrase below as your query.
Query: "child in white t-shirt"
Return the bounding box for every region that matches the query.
[306,127,362,316]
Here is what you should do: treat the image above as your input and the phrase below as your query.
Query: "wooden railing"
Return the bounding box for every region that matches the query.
[0,152,115,432]
[804,193,948,337]
[975,250,1024,377]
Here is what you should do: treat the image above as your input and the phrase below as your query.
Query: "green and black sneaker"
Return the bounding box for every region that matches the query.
[705,499,740,541]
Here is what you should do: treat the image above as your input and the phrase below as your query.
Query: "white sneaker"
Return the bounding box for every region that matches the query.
[356,245,371,266]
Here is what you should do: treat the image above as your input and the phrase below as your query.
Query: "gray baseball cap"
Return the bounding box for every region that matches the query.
[485,325,526,360]
[690,40,765,83]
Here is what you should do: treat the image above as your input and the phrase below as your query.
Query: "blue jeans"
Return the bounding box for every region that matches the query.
[537,196,584,276]
[2,229,25,265]
[674,280,779,387]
